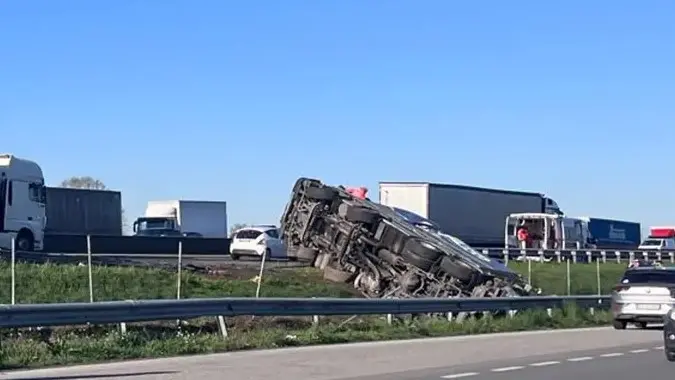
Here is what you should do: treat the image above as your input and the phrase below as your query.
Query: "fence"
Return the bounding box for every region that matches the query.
[2,240,640,301]
[0,295,611,337]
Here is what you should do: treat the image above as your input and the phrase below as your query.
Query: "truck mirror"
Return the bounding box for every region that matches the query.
[132,221,138,232]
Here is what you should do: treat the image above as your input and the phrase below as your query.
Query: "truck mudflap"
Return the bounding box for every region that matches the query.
[279,177,536,303]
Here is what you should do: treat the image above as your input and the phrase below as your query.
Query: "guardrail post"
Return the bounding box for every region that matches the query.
[555,251,561,263]
[670,252,674,264]
[566,259,571,295]
[657,251,662,262]
[386,313,393,325]
[10,237,16,305]
[571,251,577,264]
[628,251,635,262]
[311,297,319,326]
[86,235,94,303]
[601,251,607,263]
[586,251,591,263]
[176,241,183,327]
[614,251,620,263]
[216,315,228,339]
[503,250,509,265]
[538,250,544,262]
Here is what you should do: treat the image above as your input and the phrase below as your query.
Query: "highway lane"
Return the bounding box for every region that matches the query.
[2,327,664,380]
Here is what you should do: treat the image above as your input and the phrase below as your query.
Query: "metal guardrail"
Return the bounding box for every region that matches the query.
[0,296,610,329]
[476,248,675,263]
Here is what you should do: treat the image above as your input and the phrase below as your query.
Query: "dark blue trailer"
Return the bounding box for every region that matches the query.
[581,217,641,249]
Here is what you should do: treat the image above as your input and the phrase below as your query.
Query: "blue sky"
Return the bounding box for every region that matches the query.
[2,0,674,232]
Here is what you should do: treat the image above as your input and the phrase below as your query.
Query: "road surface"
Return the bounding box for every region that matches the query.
[2,326,667,380]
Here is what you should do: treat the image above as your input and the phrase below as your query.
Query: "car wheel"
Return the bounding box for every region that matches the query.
[666,350,675,362]
[613,320,627,330]
[305,186,337,201]
[344,206,379,224]
[230,254,239,261]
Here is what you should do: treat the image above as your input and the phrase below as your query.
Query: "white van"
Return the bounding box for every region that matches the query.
[0,154,47,251]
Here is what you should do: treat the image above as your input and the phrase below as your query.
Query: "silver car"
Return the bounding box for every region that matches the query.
[611,264,675,329]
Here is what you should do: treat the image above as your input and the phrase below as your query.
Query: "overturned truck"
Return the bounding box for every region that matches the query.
[279,178,535,300]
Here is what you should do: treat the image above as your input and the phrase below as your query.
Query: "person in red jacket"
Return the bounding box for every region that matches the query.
[517,221,531,249]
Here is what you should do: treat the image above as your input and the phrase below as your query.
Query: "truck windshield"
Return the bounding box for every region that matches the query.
[138,218,173,231]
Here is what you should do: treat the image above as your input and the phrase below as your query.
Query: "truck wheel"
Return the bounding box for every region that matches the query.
[344,206,379,224]
[305,186,337,201]
[404,238,443,261]
[15,231,34,252]
[401,251,436,271]
[439,256,474,282]
[666,350,675,362]
[323,265,354,283]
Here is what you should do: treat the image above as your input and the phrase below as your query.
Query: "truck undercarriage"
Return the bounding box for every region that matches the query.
[279,178,535,303]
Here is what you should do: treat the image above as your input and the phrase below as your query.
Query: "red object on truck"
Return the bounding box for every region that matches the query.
[345,187,368,199]
[649,227,675,238]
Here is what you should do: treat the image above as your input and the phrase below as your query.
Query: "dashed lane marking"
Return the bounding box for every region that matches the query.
[490,366,525,372]
[439,347,654,379]
[567,356,594,362]
[440,372,480,379]
[529,361,561,367]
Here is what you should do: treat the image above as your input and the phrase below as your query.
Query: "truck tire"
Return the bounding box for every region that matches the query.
[305,186,337,201]
[403,238,443,261]
[16,231,35,252]
[344,206,379,224]
[401,252,436,271]
[439,256,474,282]
[323,265,354,283]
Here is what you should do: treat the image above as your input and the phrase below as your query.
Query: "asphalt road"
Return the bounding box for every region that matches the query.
[2,326,667,380]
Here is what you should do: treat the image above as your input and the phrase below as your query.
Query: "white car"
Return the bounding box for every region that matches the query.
[229,225,286,260]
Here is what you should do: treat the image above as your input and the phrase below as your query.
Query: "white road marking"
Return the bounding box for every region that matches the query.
[567,356,594,362]
[491,366,525,372]
[529,361,560,367]
[441,372,480,379]
[630,349,649,353]
[653,345,664,350]
[599,353,624,358]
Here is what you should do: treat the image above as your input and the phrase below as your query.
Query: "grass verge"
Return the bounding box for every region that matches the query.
[0,305,611,370]
[0,260,627,304]
[507,262,626,295]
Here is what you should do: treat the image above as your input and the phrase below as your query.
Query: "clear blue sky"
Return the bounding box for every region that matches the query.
[2,1,674,232]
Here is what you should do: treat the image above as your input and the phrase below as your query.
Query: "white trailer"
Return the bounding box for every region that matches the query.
[378,182,562,247]
[132,200,228,238]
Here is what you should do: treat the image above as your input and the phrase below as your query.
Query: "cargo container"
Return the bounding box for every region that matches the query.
[132,200,228,238]
[378,182,562,247]
[577,217,641,249]
[45,187,123,235]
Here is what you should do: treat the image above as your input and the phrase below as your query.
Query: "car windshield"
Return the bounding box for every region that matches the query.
[621,270,675,284]
[235,229,262,239]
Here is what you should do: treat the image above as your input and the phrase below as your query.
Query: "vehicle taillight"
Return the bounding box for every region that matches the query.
[613,285,631,292]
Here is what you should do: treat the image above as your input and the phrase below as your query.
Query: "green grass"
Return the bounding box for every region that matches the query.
[0,305,611,370]
[508,261,626,295]
[0,262,356,304]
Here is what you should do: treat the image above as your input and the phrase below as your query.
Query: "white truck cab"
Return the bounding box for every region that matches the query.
[505,213,591,250]
[0,154,47,251]
[638,227,675,250]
